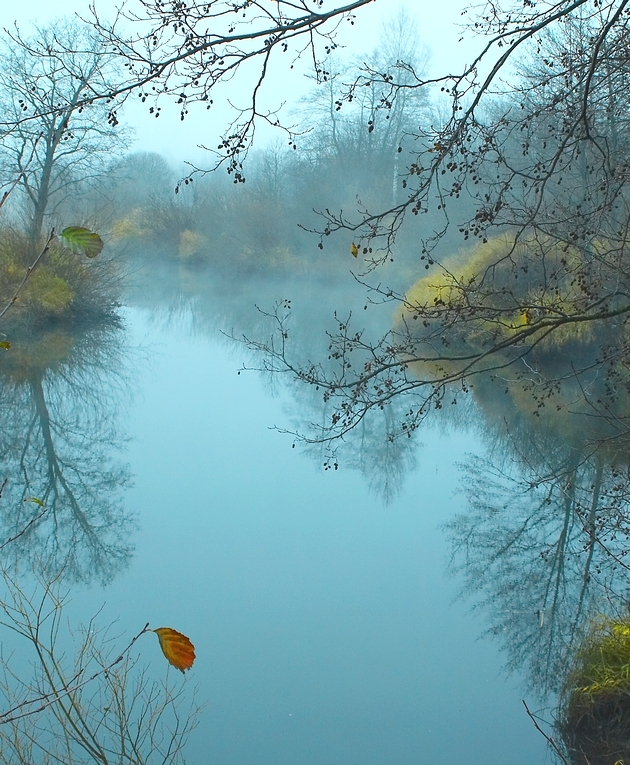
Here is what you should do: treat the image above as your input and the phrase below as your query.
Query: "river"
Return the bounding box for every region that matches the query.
[79,282,547,764]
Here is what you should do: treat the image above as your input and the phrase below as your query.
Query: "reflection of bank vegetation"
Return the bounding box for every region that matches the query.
[448,450,630,692]
[0,315,199,763]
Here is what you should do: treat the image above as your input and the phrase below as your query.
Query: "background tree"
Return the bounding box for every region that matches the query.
[295,11,430,220]
[0,19,128,249]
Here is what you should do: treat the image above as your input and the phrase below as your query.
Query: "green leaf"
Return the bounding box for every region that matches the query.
[0,341,10,350]
[59,227,104,258]
[24,497,44,507]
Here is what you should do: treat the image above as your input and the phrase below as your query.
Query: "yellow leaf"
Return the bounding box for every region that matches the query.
[350,242,359,258]
[154,627,195,673]
[0,341,10,350]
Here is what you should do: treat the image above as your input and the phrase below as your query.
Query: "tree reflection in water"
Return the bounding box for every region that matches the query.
[448,450,630,692]
[126,264,425,502]
[0,321,134,584]
[442,367,630,761]
[123,262,630,758]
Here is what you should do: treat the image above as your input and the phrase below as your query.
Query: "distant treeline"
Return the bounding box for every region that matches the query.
[101,143,429,280]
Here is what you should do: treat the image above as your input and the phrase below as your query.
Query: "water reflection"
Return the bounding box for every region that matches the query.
[0,321,135,584]
[227,272,630,755]
[439,368,630,761]
[123,258,630,759]
[124,259,424,501]
[448,452,630,693]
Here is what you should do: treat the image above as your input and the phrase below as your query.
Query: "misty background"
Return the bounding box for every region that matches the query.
[2,0,629,764]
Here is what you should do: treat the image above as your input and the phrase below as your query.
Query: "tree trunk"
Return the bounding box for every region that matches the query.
[28,139,56,253]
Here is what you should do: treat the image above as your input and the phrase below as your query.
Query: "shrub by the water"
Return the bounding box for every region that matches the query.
[559,616,630,765]
[0,227,119,333]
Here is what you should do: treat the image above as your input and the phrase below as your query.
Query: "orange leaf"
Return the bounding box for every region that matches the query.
[154,627,195,673]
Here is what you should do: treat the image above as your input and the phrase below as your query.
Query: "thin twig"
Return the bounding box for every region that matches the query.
[0,503,50,552]
[0,622,152,725]
[0,134,41,212]
[522,700,570,765]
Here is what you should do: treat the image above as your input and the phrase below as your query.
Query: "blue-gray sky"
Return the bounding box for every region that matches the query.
[2,1,482,165]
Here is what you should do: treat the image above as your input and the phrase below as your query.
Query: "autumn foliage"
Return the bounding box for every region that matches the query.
[154,627,196,673]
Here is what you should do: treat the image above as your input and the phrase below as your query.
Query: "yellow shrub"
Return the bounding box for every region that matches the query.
[111,209,146,240]
[178,230,207,259]
[24,270,74,315]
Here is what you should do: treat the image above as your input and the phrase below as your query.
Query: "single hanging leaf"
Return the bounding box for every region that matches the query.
[350,242,358,258]
[59,227,104,258]
[154,627,195,673]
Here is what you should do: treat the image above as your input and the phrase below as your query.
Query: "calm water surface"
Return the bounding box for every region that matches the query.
[71,302,548,764]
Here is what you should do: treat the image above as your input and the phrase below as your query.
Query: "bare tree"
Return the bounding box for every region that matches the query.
[89,0,374,183]
[0,19,128,249]
[294,11,430,215]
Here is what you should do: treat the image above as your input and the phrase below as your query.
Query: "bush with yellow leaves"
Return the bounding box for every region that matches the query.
[110,208,147,241]
[178,229,208,260]
[397,234,630,447]
[0,227,119,332]
[400,234,600,356]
